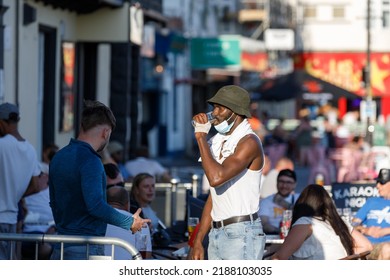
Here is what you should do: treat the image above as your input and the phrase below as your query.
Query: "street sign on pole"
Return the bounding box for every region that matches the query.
[360,99,377,123]
[264,29,294,51]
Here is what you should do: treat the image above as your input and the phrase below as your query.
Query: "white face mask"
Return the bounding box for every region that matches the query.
[214,113,236,134]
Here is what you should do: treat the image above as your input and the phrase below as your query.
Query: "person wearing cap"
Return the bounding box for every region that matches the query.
[353,168,390,244]
[191,85,266,260]
[0,102,42,259]
[258,169,300,234]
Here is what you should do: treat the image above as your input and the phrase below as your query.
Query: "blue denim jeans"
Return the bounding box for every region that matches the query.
[208,219,265,260]
[0,223,16,260]
[50,244,104,260]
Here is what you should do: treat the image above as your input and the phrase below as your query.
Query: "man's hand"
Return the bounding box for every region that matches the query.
[130,208,151,233]
[361,226,386,238]
[194,122,211,134]
[192,113,212,134]
[190,240,205,260]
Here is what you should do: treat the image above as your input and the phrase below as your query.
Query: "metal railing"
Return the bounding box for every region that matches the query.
[0,233,142,260]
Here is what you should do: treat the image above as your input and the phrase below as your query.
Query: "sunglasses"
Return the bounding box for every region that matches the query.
[377,180,389,185]
[277,180,295,185]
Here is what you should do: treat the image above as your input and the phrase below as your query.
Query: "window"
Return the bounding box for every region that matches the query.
[304,6,316,18]
[333,6,345,19]
[383,10,390,27]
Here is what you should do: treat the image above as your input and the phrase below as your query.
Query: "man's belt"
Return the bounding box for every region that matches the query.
[211,212,258,229]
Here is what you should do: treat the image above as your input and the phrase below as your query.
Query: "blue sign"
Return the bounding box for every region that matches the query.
[331,182,379,213]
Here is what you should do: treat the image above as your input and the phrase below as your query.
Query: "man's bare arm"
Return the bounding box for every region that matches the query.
[196,133,263,187]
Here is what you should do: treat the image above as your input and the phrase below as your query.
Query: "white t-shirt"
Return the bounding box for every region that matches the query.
[291,216,350,260]
[0,134,41,224]
[23,162,54,233]
[258,193,300,228]
[23,188,55,233]
[124,157,167,178]
[260,169,278,199]
[105,209,152,260]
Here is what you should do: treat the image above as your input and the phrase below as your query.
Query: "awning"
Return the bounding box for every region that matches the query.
[254,70,360,102]
[34,0,124,14]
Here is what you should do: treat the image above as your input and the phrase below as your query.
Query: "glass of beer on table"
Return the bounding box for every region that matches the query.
[187,217,199,240]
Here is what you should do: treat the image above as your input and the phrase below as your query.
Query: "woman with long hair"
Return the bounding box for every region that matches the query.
[272,184,372,259]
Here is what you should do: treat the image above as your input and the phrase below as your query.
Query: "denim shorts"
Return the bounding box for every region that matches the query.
[208,219,265,260]
[50,244,105,260]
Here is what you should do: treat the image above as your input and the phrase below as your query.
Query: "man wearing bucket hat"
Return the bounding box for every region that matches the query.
[353,168,390,244]
[191,85,266,260]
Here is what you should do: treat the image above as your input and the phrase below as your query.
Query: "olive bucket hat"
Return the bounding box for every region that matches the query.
[207,85,251,118]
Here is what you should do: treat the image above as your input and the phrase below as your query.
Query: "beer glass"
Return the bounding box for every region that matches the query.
[187,217,199,240]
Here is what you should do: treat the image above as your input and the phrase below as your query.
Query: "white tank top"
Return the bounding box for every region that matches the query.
[205,120,263,221]
[210,168,262,221]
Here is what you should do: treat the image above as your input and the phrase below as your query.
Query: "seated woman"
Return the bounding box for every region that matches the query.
[130,173,171,246]
[272,184,372,260]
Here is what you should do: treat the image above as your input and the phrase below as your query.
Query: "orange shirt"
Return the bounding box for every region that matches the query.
[248,117,262,131]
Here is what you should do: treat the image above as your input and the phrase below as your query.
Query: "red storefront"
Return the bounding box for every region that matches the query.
[294,52,390,119]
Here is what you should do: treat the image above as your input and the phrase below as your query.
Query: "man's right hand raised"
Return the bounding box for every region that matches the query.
[130,208,151,233]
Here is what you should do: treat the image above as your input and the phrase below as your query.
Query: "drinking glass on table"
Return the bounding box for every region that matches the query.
[280,210,292,239]
[135,233,148,259]
[135,223,150,259]
[187,217,199,240]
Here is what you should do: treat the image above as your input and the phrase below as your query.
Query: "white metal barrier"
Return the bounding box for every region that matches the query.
[0,233,142,260]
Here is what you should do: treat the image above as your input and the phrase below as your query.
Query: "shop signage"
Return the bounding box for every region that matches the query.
[294,52,390,97]
[241,51,268,72]
[331,182,379,213]
[190,36,241,69]
[264,29,294,51]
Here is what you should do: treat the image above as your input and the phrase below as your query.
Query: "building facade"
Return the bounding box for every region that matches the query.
[0,0,178,159]
[293,0,390,120]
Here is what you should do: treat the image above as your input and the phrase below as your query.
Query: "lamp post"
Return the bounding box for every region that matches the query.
[0,1,8,103]
[364,0,374,146]
[365,0,371,100]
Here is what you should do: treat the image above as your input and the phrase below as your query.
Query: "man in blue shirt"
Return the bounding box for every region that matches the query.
[49,100,149,260]
[354,168,390,244]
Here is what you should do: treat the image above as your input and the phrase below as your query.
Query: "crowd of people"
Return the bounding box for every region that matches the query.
[1,83,390,260]
[189,85,390,260]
